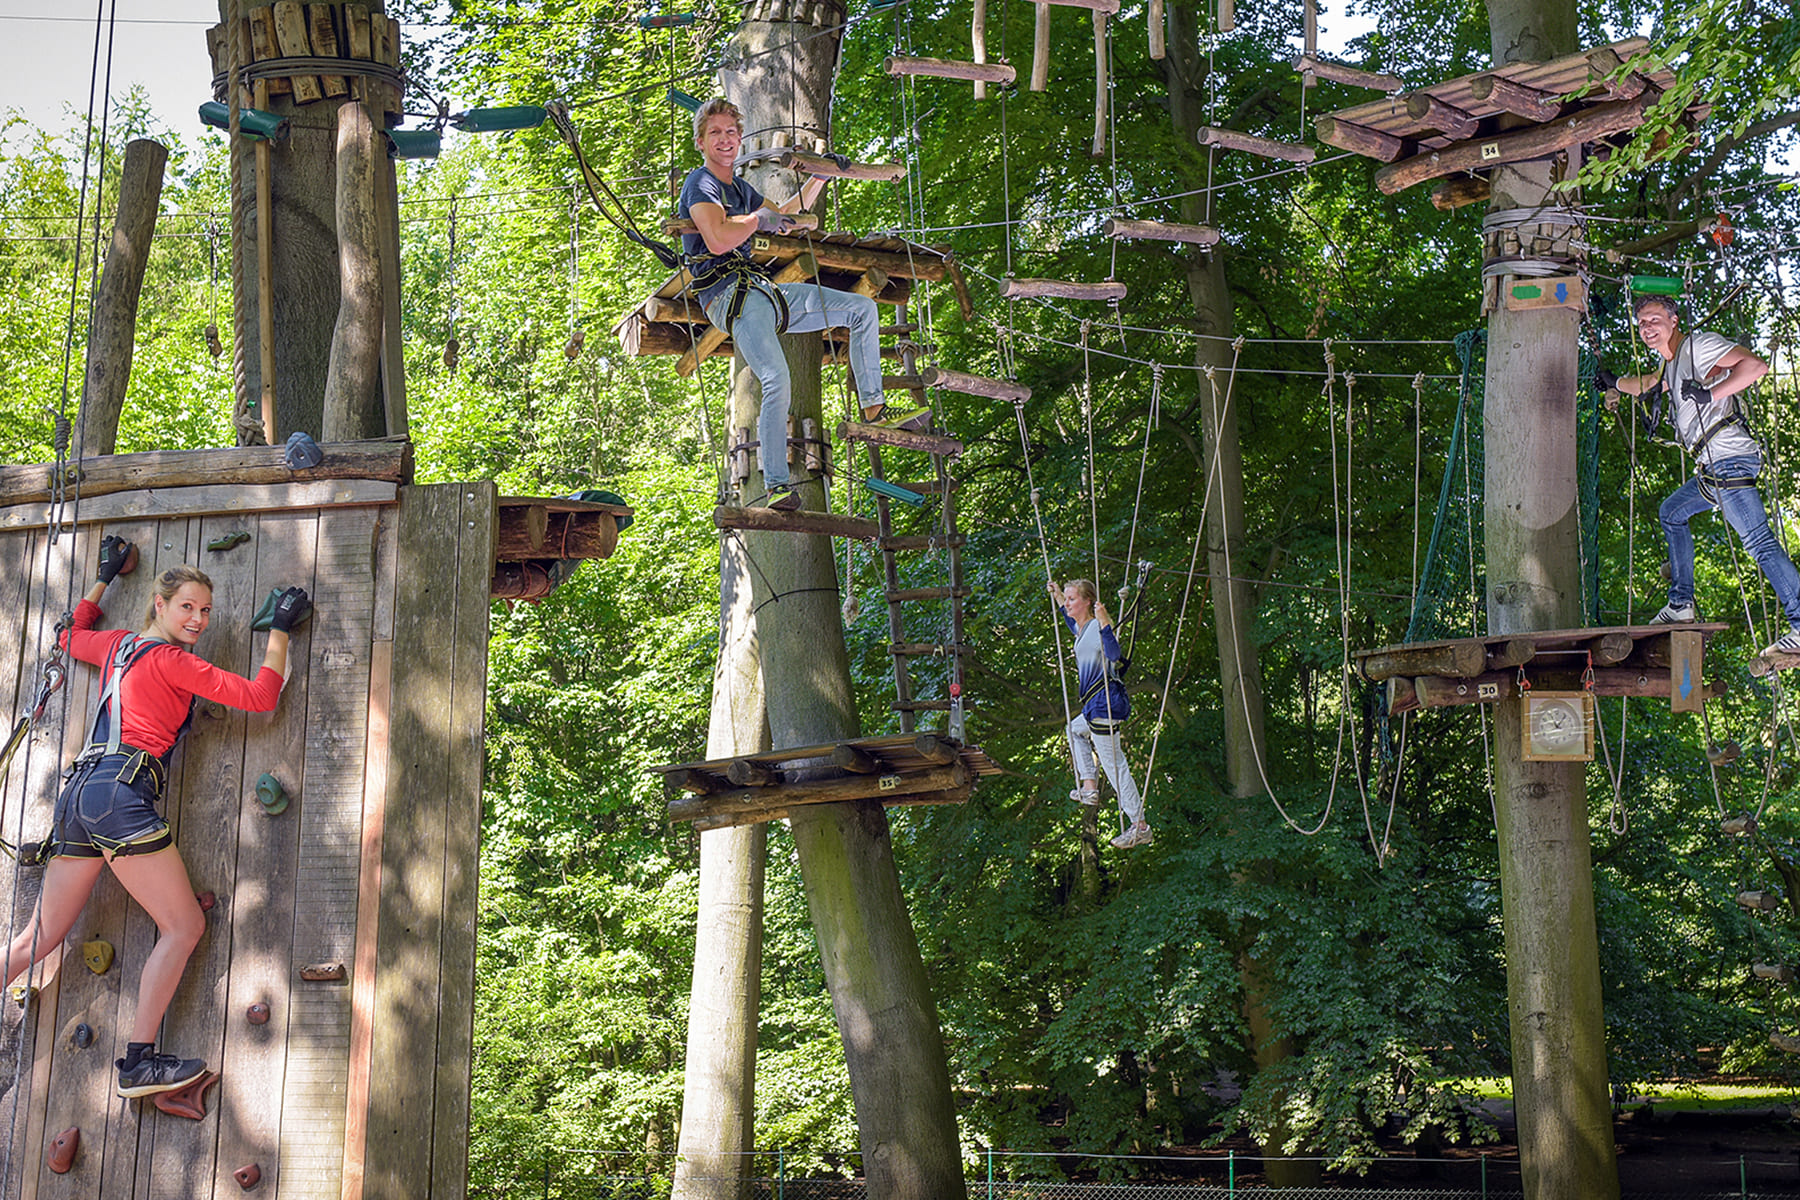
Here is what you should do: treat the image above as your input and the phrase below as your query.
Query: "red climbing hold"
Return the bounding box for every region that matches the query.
[196,891,217,912]
[48,1126,78,1174]
[152,1070,220,1121]
[233,1163,261,1189]
[247,1002,270,1025]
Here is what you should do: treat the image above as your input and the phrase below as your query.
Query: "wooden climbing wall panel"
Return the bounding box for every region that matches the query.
[0,478,491,1199]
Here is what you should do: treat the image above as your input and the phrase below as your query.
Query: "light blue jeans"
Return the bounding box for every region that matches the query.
[705,281,884,490]
[1660,453,1800,628]
[1068,714,1144,825]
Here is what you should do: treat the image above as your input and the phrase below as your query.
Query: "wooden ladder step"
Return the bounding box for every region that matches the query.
[712,505,880,540]
[838,421,964,457]
[890,643,970,656]
[891,699,957,712]
[921,367,1030,402]
[878,533,967,551]
[884,55,1016,85]
[888,586,972,603]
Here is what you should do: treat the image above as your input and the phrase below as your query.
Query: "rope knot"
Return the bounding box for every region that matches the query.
[1230,335,1245,353]
[1412,372,1425,392]
[50,413,71,456]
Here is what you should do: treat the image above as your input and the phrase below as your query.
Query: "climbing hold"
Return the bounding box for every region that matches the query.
[196,891,217,912]
[48,1126,78,1174]
[152,1069,220,1121]
[119,543,139,576]
[283,430,324,471]
[564,328,586,359]
[251,587,314,633]
[203,700,229,720]
[72,1023,93,1049]
[233,1163,261,1189]
[299,963,346,983]
[1706,740,1741,767]
[81,940,114,976]
[10,984,35,1005]
[1721,813,1757,836]
[247,1002,270,1025]
[254,773,289,817]
[207,531,252,553]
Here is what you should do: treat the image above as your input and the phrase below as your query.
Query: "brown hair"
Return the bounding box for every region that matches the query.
[1632,293,1680,322]
[693,98,743,143]
[144,564,214,625]
[1064,578,1097,606]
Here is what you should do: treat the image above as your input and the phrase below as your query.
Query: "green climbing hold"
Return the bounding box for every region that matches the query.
[569,488,632,532]
[254,773,289,817]
[207,531,251,553]
[250,587,313,632]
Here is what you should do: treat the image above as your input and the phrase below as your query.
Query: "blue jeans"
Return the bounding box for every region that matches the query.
[1661,453,1800,628]
[705,281,884,489]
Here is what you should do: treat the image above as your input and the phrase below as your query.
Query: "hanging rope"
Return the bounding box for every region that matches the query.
[1016,399,1077,777]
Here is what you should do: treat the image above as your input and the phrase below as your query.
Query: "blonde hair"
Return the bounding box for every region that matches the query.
[145,564,214,624]
[1064,578,1097,606]
[693,98,742,143]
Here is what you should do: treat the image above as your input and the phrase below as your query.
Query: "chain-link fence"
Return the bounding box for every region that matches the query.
[486,1148,1800,1200]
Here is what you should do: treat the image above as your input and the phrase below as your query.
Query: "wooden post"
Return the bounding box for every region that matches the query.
[323,102,385,443]
[253,74,279,443]
[972,0,988,100]
[1091,11,1109,158]
[1148,0,1165,59]
[79,138,166,457]
[1030,2,1051,91]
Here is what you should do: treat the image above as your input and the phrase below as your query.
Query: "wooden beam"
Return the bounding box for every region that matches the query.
[495,511,618,560]
[1091,10,1109,157]
[1470,73,1564,122]
[1390,668,1726,714]
[1148,0,1164,60]
[689,783,973,832]
[1587,631,1635,666]
[779,148,907,182]
[833,743,883,773]
[323,101,385,443]
[661,212,820,237]
[712,505,881,540]
[1405,91,1482,139]
[666,768,720,795]
[0,478,398,529]
[677,252,818,377]
[1583,48,1648,100]
[1354,638,1487,682]
[837,421,963,457]
[1430,174,1491,211]
[945,255,975,319]
[271,0,321,102]
[1030,3,1050,92]
[307,2,348,96]
[1374,92,1655,194]
[972,0,989,99]
[921,366,1029,402]
[668,762,971,823]
[1038,0,1120,11]
[1196,126,1316,162]
[1103,217,1220,246]
[999,277,1127,301]
[1312,115,1408,162]
[0,439,412,506]
[726,759,778,786]
[884,55,1017,85]
[913,732,960,765]
[1485,638,1537,671]
[1292,53,1402,92]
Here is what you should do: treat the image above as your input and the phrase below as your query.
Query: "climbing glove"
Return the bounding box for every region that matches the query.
[269,586,313,634]
[824,152,853,171]
[96,535,134,584]
[1682,378,1715,408]
[1594,365,1620,392]
[755,207,796,234]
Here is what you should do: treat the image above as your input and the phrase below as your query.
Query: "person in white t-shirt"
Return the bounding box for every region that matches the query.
[1601,294,1790,653]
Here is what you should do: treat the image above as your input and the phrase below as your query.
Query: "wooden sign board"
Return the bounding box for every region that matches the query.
[1506,275,1586,311]
[1670,629,1706,713]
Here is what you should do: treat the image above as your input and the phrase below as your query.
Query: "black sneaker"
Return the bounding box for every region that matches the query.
[116,1051,206,1098]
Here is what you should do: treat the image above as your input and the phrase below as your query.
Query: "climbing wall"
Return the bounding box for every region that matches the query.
[0,477,493,1199]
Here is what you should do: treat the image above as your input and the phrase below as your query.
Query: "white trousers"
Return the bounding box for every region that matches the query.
[1068,714,1144,825]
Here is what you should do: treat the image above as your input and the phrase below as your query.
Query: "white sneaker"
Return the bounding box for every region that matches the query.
[1110,822,1153,849]
[1649,601,1697,625]
[1762,628,1800,657]
[1069,787,1099,806]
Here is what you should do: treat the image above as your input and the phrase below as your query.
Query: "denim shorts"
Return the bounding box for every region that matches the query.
[51,752,171,859]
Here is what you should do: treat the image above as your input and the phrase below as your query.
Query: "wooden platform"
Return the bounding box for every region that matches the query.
[615,230,975,369]
[1315,37,1705,194]
[1354,624,1730,715]
[656,733,999,832]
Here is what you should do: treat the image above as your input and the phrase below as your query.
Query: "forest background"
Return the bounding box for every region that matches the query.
[1,0,1798,1189]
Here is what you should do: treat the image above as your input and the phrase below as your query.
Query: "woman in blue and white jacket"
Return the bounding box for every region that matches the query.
[1047,578,1151,848]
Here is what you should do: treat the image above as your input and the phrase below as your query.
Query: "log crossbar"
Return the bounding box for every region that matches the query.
[884,55,1017,84]
[778,149,907,182]
[1291,53,1402,92]
[998,277,1128,302]
[921,367,1030,403]
[1103,217,1220,246]
[1196,126,1316,163]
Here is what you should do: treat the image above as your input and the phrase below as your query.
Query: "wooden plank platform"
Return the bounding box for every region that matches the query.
[656,733,998,831]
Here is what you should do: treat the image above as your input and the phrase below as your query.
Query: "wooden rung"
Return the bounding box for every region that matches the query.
[884,55,1017,85]
[837,421,964,457]
[998,278,1127,301]
[892,699,956,712]
[881,374,925,390]
[778,149,908,182]
[1430,175,1491,212]
[890,643,971,656]
[1035,0,1121,11]
[661,212,821,237]
[1291,53,1402,92]
[888,586,973,602]
[878,533,966,551]
[1196,126,1316,163]
[921,367,1030,402]
[1313,116,1408,162]
[712,505,880,540]
[880,323,918,335]
[1103,217,1220,246]
[1405,92,1481,139]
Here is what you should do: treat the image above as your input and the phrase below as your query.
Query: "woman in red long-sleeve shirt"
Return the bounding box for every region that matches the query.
[0,536,309,1098]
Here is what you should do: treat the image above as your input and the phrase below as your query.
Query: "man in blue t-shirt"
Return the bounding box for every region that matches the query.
[678,98,921,510]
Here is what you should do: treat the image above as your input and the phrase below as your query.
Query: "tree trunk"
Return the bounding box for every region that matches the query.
[1163,4,1312,1186]
[216,1,399,440]
[722,10,966,1196]
[79,138,167,456]
[1484,1,1618,1196]
[673,538,769,1200]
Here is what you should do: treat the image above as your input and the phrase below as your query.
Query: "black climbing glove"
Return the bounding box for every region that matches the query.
[96,535,134,584]
[1682,378,1715,408]
[754,207,795,234]
[824,151,852,171]
[269,586,312,633]
[1594,365,1619,392]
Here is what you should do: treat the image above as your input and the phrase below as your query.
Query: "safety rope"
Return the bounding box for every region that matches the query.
[1016,399,1077,781]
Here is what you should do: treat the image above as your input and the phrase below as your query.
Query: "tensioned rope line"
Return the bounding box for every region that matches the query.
[1015,400,1078,780]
